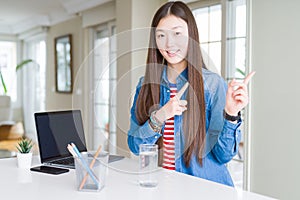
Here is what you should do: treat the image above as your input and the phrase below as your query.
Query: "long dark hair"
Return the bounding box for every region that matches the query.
[135,1,206,167]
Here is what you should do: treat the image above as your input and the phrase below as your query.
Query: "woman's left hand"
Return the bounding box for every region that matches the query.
[225,71,256,116]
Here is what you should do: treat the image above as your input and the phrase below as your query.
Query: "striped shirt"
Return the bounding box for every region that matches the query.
[163,83,176,170]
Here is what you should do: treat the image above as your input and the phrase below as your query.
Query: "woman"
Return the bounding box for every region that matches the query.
[127,1,255,186]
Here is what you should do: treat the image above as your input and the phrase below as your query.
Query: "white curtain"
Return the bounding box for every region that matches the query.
[22,35,46,140]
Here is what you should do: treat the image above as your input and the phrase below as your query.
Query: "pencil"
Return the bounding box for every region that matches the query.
[79,145,102,190]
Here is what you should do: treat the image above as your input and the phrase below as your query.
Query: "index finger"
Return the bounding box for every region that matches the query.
[243,71,256,85]
[175,82,189,99]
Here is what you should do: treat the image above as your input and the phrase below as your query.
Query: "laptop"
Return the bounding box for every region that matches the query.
[34,110,87,169]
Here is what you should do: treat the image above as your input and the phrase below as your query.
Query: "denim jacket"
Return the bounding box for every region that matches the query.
[127,66,241,186]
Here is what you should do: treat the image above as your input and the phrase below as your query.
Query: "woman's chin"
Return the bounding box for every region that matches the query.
[165,58,186,66]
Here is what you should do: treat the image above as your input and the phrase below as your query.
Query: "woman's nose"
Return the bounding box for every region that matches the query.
[166,33,175,48]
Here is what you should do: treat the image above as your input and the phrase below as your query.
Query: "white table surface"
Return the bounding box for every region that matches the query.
[0,156,276,200]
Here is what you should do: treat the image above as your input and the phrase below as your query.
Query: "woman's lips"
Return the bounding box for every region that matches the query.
[166,50,179,57]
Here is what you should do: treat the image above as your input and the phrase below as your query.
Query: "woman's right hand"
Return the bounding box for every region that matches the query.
[154,83,189,123]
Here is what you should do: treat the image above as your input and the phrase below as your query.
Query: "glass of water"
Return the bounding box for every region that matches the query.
[139,144,158,187]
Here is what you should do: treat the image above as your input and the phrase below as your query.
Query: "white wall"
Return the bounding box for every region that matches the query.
[46,16,83,111]
[250,1,300,199]
[82,1,116,28]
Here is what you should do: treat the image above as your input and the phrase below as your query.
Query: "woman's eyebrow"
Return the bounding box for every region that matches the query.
[172,26,183,30]
[155,29,165,33]
[156,26,183,32]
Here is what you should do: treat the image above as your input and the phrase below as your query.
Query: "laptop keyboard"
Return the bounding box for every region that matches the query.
[51,157,74,166]
[48,154,124,168]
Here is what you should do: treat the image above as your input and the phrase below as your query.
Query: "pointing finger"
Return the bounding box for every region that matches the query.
[175,82,189,99]
[243,71,256,85]
[180,100,187,106]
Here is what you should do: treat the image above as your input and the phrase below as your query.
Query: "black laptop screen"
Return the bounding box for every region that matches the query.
[34,110,87,162]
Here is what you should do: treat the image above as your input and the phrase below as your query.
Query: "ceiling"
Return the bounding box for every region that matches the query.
[0,0,197,35]
[0,0,112,35]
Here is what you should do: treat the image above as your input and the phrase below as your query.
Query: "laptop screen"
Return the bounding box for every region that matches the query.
[34,110,87,163]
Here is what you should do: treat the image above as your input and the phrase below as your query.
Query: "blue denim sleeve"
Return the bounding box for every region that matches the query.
[206,77,242,164]
[127,77,162,155]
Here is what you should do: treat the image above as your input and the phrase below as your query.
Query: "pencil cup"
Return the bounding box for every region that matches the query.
[74,151,108,192]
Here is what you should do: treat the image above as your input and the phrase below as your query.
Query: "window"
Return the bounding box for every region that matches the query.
[193,4,222,74]
[91,22,117,154]
[192,0,248,189]
[0,41,17,99]
[226,0,247,80]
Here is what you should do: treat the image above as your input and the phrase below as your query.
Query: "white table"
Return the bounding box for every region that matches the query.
[0,156,275,200]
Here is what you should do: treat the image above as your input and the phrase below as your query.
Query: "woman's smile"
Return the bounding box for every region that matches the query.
[166,49,180,57]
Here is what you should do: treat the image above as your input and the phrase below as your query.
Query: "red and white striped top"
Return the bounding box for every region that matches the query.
[163,84,177,170]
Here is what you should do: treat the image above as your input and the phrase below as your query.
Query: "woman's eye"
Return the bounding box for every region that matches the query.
[157,34,165,39]
[175,32,181,36]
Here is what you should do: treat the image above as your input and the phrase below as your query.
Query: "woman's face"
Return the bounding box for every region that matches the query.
[156,15,189,67]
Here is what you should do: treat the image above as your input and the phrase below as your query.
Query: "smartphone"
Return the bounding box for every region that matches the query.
[30,166,69,175]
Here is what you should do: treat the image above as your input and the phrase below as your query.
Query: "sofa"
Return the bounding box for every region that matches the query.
[0,122,25,153]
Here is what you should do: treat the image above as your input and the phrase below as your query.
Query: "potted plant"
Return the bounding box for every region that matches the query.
[16,138,33,168]
[0,59,34,121]
[0,59,34,95]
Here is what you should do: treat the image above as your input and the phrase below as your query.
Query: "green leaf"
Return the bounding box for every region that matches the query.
[16,139,33,153]
[16,146,22,153]
[16,59,34,71]
[236,68,246,77]
[0,71,7,94]
[0,59,34,94]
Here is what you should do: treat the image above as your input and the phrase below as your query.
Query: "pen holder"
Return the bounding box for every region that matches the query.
[74,151,108,192]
